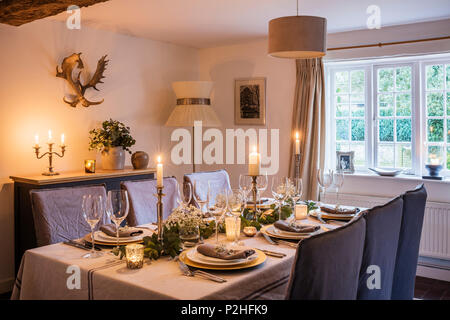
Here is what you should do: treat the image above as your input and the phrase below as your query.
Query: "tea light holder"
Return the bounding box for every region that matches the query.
[243,226,257,237]
[84,160,96,173]
[125,244,144,269]
[295,204,308,220]
[225,216,241,241]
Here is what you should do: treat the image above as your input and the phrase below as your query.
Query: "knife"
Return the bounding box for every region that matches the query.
[63,240,91,251]
[262,232,278,245]
[257,249,286,258]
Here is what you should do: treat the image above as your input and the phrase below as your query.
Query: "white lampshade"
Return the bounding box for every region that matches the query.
[268,15,327,59]
[165,81,221,127]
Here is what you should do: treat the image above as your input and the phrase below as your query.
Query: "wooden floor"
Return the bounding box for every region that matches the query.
[0,276,448,300]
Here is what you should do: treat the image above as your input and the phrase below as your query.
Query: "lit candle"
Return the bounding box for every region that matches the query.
[125,244,144,269]
[34,134,39,147]
[295,132,300,155]
[61,133,65,146]
[48,130,52,143]
[248,146,260,176]
[225,216,241,241]
[84,160,96,173]
[295,204,308,220]
[156,156,163,187]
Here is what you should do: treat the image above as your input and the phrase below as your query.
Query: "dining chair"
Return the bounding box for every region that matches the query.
[183,169,232,208]
[391,184,427,300]
[357,196,404,300]
[30,185,108,246]
[286,214,366,300]
[121,177,178,226]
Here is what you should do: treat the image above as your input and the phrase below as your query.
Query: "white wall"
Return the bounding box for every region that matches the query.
[0,19,199,292]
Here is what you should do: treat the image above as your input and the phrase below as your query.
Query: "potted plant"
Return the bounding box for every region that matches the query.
[89,119,136,170]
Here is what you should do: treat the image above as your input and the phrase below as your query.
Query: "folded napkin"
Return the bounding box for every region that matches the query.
[100,224,143,237]
[274,220,320,233]
[197,244,255,260]
[320,204,358,215]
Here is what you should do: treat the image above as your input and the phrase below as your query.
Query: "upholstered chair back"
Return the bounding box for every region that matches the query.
[183,170,232,208]
[357,196,404,300]
[30,185,107,246]
[122,177,178,226]
[391,184,427,300]
[286,214,366,300]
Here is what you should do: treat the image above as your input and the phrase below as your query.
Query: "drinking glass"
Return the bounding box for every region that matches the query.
[82,194,104,259]
[208,185,227,244]
[226,189,246,245]
[333,171,345,206]
[179,224,200,249]
[255,172,268,212]
[290,178,303,204]
[271,176,288,221]
[106,190,129,250]
[239,174,252,200]
[193,180,209,214]
[177,181,192,209]
[317,169,333,204]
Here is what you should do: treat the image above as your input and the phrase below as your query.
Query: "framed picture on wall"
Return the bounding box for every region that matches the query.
[336,151,355,173]
[234,78,266,125]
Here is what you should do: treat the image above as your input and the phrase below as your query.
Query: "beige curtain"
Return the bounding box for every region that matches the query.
[289,58,326,200]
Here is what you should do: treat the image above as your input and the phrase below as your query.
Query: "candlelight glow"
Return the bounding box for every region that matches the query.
[61,133,65,145]
[34,134,39,145]
[252,146,257,153]
[48,130,52,141]
[295,132,299,139]
[157,155,161,163]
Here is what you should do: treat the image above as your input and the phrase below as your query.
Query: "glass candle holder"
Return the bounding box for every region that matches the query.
[295,204,308,220]
[84,160,96,173]
[225,216,241,241]
[125,244,144,269]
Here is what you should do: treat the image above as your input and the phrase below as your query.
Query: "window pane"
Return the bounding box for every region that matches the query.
[428,119,444,142]
[427,93,444,116]
[396,119,411,142]
[378,144,394,167]
[378,68,394,92]
[396,93,411,116]
[336,104,349,117]
[426,64,444,90]
[395,144,412,168]
[379,119,394,141]
[396,66,411,91]
[379,94,394,116]
[336,119,349,141]
[336,94,349,104]
[447,147,450,170]
[351,119,365,141]
[336,142,349,152]
[447,65,450,89]
[335,71,349,93]
[447,92,450,116]
[351,104,365,117]
[448,119,450,143]
[350,94,364,104]
[351,143,365,166]
[428,146,444,162]
[351,70,365,93]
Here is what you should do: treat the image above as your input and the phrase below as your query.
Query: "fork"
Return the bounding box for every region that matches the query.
[270,238,299,248]
[178,260,227,283]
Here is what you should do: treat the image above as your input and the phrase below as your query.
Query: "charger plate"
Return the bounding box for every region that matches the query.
[180,248,266,270]
[309,210,357,221]
[84,232,145,246]
[260,224,322,240]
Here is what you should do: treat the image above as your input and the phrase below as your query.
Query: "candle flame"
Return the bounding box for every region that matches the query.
[295,132,299,139]
[48,130,52,140]
[157,156,161,163]
[252,146,257,153]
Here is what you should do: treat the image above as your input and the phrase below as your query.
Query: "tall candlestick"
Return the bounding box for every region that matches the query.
[248,146,260,176]
[295,132,300,155]
[156,156,163,187]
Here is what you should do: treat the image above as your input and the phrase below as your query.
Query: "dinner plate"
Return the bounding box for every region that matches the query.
[272,223,319,236]
[97,232,142,242]
[180,249,266,271]
[261,225,322,240]
[84,229,152,246]
[309,210,356,220]
[186,248,258,266]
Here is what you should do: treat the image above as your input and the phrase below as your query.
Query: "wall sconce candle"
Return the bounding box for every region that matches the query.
[84,160,96,173]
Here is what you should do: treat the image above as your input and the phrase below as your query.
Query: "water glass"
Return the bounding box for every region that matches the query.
[179,224,200,249]
[82,194,104,259]
[106,190,129,250]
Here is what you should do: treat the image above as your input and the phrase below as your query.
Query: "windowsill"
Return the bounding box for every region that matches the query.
[345,171,450,184]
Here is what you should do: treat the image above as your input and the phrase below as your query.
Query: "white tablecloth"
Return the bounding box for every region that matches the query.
[12,220,340,300]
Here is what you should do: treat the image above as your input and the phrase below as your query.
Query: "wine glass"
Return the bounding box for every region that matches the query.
[271,176,288,221]
[239,174,252,200]
[106,190,129,251]
[333,171,345,207]
[177,181,192,209]
[317,169,333,204]
[226,189,246,246]
[291,178,303,204]
[193,180,209,215]
[179,224,200,249]
[255,172,268,212]
[208,185,227,244]
[82,194,104,259]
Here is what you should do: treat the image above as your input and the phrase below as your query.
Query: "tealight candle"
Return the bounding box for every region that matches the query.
[295,204,308,220]
[243,226,257,237]
[125,244,144,269]
[225,216,241,241]
[156,156,163,187]
[248,146,260,176]
[84,160,96,173]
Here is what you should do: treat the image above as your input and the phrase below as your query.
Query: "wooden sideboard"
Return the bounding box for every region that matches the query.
[10,167,155,273]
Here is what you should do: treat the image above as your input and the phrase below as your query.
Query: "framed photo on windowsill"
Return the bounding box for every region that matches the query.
[336,151,355,173]
[234,77,266,125]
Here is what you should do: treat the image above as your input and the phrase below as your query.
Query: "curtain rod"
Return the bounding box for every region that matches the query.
[327,36,450,51]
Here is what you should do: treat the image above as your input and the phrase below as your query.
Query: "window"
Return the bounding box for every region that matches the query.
[327,54,450,176]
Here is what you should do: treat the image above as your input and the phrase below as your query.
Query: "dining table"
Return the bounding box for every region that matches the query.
[11,217,345,300]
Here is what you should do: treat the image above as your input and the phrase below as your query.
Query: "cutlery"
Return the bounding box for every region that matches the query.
[256,248,286,258]
[262,233,278,245]
[271,238,299,248]
[63,240,91,251]
[178,260,226,283]
[59,234,102,251]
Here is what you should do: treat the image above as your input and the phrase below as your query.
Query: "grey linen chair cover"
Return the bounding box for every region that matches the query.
[30,185,108,246]
[122,177,178,226]
[357,196,403,300]
[391,184,427,300]
[286,214,366,300]
[183,170,232,208]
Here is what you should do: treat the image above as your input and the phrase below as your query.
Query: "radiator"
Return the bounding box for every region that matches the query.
[323,192,450,260]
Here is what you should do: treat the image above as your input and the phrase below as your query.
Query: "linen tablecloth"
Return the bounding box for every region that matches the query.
[11,220,340,300]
